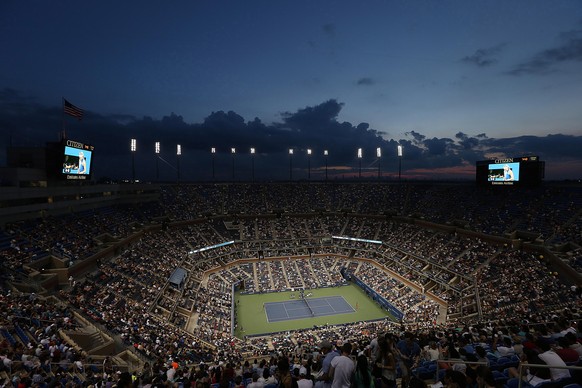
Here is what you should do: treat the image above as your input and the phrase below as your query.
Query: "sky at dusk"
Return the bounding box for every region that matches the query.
[1,0,581,181]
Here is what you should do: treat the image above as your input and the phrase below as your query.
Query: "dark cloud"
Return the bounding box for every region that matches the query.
[0,88,580,181]
[461,44,506,67]
[356,77,375,86]
[280,99,343,131]
[507,29,582,76]
[405,130,426,144]
[484,134,582,159]
[424,137,454,155]
[455,131,482,149]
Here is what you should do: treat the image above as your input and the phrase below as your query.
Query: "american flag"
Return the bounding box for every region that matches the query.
[63,99,84,120]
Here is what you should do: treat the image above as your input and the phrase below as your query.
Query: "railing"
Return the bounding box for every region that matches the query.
[415,358,582,388]
[515,362,582,388]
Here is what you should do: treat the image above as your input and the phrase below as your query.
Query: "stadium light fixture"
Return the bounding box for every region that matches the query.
[130,139,137,182]
[176,144,181,183]
[250,147,256,182]
[357,148,363,179]
[307,148,312,180]
[231,148,236,181]
[377,147,382,179]
[211,147,216,181]
[289,148,293,180]
[155,141,161,181]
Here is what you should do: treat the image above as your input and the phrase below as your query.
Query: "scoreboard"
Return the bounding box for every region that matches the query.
[60,139,94,180]
[476,156,544,187]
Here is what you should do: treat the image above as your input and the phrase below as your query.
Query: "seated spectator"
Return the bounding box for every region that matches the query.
[474,366,496,388]
[508,348,551,387]
[493,336,515,358]
[422,341,440,362]
[536,339,571,382]
[555,336,579,364]
[564,332,582,358]
[247,372,264,388]
[443,369,466,388]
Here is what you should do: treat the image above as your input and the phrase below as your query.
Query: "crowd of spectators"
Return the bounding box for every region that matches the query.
[156,183,582,246]
[1,182,582,386]
[2,274,581,387]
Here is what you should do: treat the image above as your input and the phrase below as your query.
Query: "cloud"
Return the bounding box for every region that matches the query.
[424,137,454,155]
[455,131,484,149]
[484,133,582,159]
[507,29,582,75]
[405,130,426,144]
[0,88,580,181]
[461,44,506,67]
[356,77,375,86]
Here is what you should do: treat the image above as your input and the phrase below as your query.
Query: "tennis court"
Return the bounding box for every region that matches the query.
[265,295,355,322]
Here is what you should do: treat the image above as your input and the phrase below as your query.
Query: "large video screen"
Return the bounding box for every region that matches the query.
[476,156,543,187]
[61,140,94,180]
[487,162,520,183]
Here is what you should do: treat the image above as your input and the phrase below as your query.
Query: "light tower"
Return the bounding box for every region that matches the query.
[155,141,161,181]
[324,150,329,181]
[176,144,182,182]
[231,148,236,181]
[357,148,363,179]
[250,147,256,182]
[307,148,312,180]
[377,147,382,179]
[289,148,294,180]
[398,144,403,182]
[211,147,216,181]
[130,138,136,182]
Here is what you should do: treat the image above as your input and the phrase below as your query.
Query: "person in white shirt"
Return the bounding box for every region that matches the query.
[297,368,313,388]
[493,336,515,358]
[536,340,571,382]
[247,372,264,388]
[423,341,440,361]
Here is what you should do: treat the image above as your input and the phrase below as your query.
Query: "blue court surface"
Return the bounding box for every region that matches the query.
[265,296,355,323]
